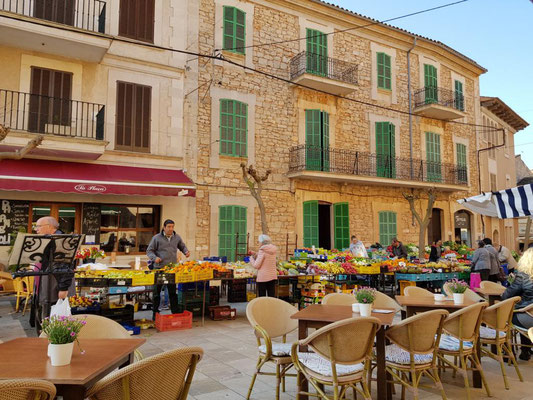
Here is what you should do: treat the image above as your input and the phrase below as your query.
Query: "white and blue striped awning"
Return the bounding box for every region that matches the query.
[457,184,533,219]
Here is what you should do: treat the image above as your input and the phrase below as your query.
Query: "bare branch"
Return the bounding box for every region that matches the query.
[0,135,43,161]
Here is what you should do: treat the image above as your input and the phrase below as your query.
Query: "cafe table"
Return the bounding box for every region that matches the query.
[0,337,145,399]
[291,304,396,400]
[475,286,505,305]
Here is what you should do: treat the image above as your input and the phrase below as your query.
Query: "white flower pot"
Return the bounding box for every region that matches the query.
[453,293,465,305]
[359,303,373,317]
[48,342,74,366]
[351,303,360,313]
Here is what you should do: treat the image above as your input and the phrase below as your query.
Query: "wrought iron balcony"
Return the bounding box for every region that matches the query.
[0,89,105,140]
[0,0,107,33]
[413,86,466,120]
[289,51,358,95]
[288,145,468,188]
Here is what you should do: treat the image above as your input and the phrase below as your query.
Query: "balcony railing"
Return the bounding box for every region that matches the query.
[289,145,468,186]
[414,86,464,111]
[289,51,358,85]
[0,0,107,33]
[0,89,105,140]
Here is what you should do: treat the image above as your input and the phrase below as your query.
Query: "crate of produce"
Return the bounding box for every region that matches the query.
[175,270,195,283]
[107,277,133,286]
[194,269,214,281]
[178,290,209,304]
[155,272,176,285]
[71,304,101,315]
[209,305,237,321]
[155,311,193,332]
[213,269,233,279]
[358,266,381,275]
[132,271,155,286]
[120,323,141,335]
[209,287,220,306]
[135,319,155,329]
[247,292,257,302]
[101,305,135,324]
[109,286,129,294]
[76,277,108,287]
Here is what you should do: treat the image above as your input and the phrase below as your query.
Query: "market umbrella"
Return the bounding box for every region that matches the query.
[457,184,533,219]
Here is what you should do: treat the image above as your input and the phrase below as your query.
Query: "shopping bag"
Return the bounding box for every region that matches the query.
[50,298,72,319]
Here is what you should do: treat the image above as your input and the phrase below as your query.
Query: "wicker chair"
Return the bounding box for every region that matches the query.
[442,283,484,303]
[480,296,523,390]
[0,271,16,296]
[245,297,298,400]
[385,309,449,400]
[511,304,533,355]
[14,276,34,316]
[374,291,402,313]
[0,379,56,400]
[436,302,490,400]
[292,317,380,400]
[404,286,434,298]
[479,281,506,294]
[321,293,356,305]
[86,347,202,400]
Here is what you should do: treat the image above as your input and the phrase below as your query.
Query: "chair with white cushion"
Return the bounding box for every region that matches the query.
[321,292,356,306]
[480,296,523,390]
[245,297,298,400]
[292,317,380,400]
[437,302,490,400]
[385,309,449,400]
[404,286,434,298]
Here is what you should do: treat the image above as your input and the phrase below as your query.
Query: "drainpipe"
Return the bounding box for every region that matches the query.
[407,37,417,180]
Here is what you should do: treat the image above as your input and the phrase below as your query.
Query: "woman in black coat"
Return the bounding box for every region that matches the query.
[429,239,442,262]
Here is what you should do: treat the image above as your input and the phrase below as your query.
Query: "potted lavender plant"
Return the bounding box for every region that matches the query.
[41,316,86,366]
[355,287,376,317]
[447,279,468,304]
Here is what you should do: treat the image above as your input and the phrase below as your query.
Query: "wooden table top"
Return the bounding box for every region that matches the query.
[395,295,476,309]
[0,338,145,385]
[290,304,395,327]
[475,287,505,296]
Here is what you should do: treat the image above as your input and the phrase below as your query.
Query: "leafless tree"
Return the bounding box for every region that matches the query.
[403,188,437,261]
[0,125,43,160]
[240,163,271,235]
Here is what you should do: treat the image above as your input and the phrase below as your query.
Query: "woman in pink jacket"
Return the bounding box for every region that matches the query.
[250,234,278,297]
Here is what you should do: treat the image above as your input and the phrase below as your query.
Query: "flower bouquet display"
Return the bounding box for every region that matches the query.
[446,279,468,304]
[76,247,106,264]
[42,315,86,366]
[355,287,376,317]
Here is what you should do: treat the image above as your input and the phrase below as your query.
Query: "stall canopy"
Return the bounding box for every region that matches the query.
[0,159,196,197]
[457,184,533,219]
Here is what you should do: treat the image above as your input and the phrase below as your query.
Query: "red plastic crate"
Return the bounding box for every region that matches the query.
[155,311,193,332]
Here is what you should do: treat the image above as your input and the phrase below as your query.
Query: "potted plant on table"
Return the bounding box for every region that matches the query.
[355,287,376,317]
[76,247,106,264]
[447,279,468,304]
[42,316,86,366]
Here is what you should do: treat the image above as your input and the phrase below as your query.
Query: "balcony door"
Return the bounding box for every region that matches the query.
[426,131,442,182]
[376,122,396,178]
[34,0,75,26]
[306,29,327,76]
[305,110,329,172]
[28,67,72,133]
[424,64,438,104]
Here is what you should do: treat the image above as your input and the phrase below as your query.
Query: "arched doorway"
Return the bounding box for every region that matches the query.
[493,229,500,244]
[427,208,443,245]
[454,210,472,247]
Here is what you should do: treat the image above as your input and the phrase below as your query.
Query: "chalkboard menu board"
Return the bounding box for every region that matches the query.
[0,200,30,246]
[81,203,101,244]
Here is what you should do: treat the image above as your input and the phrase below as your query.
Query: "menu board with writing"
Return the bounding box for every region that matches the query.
[81,203,101,244]
[0,200,30,246]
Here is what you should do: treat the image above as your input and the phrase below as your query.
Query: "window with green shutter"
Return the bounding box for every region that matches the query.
[306,29,328,76]
[303,201,319,248]
[378,211,397,246]
[219,205,247,261]
[220,99,247,157]
[376,122,396,178]
[377,52,391,90]
[305,109,329,172]
[223,6,246,54]
[454,80,464,111]
[456,143,467,183]
[424,64,438,104]
[334,202,349,250]
[426,131,442,182]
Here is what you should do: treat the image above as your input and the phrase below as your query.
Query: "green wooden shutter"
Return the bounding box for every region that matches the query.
[322,111,330,172]
[377,52,391,90]
[456,143,467,183]
[220,99,247,157]
[426,132,442,182]
[306,29,327,76]
[305,110,329,171]
[454,80,464,111]
[376,122,396,178]
[334,202,349,250]
[223,6,246,54]
[379,211,397,246]
[424,64,438,104]
[303,201,319,248]
[219,205,247,262]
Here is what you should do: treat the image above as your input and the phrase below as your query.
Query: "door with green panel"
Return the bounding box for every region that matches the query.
[305,110,329,172]
[303,201,319,248]
[376,122,396,178]
[306,28,327,76]
[424,64,438,104]
[219,205,247,262]
[426,132,442,182]
[334,202,349,250]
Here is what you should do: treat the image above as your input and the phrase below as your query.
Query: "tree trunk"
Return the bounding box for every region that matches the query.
[252,190,269,235]
[403,188,436,262]
[240,163,271,236]
[525,216,532,251]
[419,223,428,261]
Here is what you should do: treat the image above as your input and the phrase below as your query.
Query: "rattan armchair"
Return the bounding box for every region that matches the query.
[374,291,402,313]
[292,317,380,400]
[479,280,506,294]
[480,296,523,390]
[0,379,56,400]
[436,302,490,400]
[86,347,202,400]
[442,283,484,303]
[404,286,434,298]
[511,303,533,355]
[385,309,449,400]
[321,293,356,305]
[245,297,298,400]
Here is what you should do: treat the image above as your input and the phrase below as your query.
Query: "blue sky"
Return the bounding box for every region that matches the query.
[331,0,533,168]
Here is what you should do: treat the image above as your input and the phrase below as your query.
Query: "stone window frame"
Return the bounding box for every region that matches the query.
[108,0,163,46]
[298,18,334,58]
[418,55,441,89]
[297,99,337,148]
[450,71,466,111]
[419,123,444,162]
[368,113,401,156]
[370,43,397,104]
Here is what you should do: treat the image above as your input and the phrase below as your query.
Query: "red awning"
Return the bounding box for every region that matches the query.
[0,159,195,197]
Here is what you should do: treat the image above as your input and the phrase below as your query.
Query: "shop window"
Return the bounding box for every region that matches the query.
[223,6,246,54]
[379,211,397,246]
[119,0,155,43]
[29,203,80,234]
[220,99,247,157]
[218,205,247,261]
[115,81,151,152]
[100,205,160,254]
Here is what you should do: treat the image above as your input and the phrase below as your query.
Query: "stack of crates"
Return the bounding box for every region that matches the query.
[227,279,247,303]
[177,282,210,317]
[209,286,220,307]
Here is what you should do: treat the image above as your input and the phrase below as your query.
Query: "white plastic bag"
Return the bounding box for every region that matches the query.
[50,298,72,319]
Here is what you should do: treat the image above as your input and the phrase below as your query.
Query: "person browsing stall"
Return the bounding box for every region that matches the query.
[147,219,190,320]
[391,237,408,259]
[429,239,442,262]
[495,241,518,274]
[250,234,278,297]
[349,235,368,258]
